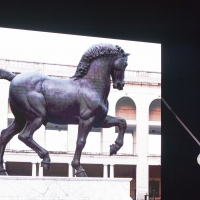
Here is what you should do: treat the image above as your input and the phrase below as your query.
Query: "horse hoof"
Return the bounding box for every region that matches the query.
[75,167,87,177]
[110,144,117,156]
[75,170,87,177]
[41,161,51,171]
[0,170,8,176]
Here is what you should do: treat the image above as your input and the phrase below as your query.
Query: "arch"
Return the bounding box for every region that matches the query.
[149,99,161,121]
[116,97,136,120]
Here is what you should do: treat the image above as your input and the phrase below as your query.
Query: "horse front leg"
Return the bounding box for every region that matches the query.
[71,117,94,177]
[95,115,127,156]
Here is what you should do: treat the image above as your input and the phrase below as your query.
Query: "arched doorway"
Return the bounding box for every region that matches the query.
[116,97,136,120]
[149,99,161,121]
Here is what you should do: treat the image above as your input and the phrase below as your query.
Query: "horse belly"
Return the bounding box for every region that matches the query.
[46,102,79,124]
[44,93,80,124]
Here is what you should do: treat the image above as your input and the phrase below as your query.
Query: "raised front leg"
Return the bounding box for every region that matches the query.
[94,115,127,156]
[71,117,94,177]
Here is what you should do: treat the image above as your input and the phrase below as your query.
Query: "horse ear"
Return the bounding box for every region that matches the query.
[123,53,130,57]
[124,53,130,57]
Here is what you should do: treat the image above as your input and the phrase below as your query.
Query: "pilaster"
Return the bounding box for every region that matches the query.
[135,98,149,199]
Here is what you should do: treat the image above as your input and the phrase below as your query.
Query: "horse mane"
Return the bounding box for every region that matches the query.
[70,43,125,80]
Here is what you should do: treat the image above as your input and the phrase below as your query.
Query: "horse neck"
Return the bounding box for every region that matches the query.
[83,57,112,100]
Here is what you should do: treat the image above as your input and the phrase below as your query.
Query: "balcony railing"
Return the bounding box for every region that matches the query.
[0,59,161,85]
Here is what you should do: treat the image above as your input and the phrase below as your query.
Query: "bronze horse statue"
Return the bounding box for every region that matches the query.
[0,43,130,177]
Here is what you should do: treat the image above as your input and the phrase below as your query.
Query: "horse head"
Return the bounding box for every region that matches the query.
[70,44,130,86]
[111,53,130,90]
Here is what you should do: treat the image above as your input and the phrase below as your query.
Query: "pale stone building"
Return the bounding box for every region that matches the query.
[0,59,161,199]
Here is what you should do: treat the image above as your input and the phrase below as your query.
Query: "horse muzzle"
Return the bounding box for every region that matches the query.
[113,82,125,90]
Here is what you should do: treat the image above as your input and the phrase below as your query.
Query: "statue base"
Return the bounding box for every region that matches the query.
[0,176,132,200]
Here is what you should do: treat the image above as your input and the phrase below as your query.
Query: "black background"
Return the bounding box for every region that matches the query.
[1,1,200,199]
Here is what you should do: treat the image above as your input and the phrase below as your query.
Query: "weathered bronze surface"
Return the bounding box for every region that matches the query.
[0,43,129,177]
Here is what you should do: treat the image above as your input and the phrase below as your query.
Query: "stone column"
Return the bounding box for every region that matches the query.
[100,129,103,154]
[0,80,9,136]
[3,161,6,170]
[68,164,73,177]
[39,164,43,177]
[34,125,46,148]
[135,99,149,199]
[103,164,108,178]
[32,163,37,177]
[110,164,114,178]
[103,94,116,154]
[133,129,136,155]
[67,125,78,152]
[102,127,115,154]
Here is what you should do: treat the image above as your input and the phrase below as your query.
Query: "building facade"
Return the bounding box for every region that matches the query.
[0,59,161,199]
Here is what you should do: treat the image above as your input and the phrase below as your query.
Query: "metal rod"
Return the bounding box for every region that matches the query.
[153,190,155,200]
[134,188,136,200]
[162,97,200,146]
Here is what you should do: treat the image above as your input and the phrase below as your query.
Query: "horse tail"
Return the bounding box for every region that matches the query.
[0,68,16,81]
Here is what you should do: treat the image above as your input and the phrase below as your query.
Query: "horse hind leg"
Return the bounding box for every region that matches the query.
[18,118,51,171]
[0,118,26,175]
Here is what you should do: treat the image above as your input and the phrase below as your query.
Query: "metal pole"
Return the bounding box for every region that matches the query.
[134,188,136,200]
[153,190,155,200]
[144,194,147,200]
[162,97,200,146]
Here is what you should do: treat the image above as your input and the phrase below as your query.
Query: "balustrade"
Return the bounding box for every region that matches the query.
[0,59,161,85]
